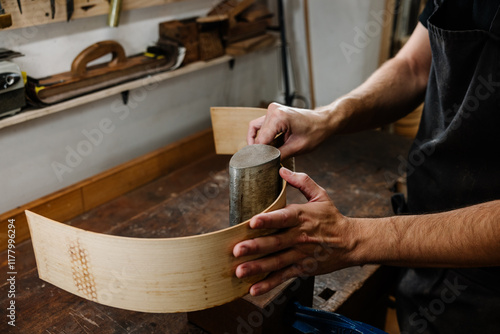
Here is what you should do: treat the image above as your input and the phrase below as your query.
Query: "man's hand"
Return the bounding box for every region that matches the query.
[233,167,358,296]
[247,103,335,160]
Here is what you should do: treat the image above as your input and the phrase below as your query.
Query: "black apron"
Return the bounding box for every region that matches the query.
[395,1,500,333]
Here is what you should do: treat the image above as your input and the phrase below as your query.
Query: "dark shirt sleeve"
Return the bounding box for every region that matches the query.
[419,0,435,28]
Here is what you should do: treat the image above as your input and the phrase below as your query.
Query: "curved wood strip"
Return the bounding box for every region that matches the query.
[26,180,286,313]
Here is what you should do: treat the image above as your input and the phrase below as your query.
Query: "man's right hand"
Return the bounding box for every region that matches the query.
[247,102,334,160]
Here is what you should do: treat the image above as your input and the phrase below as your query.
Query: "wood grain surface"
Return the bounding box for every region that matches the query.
[25,179,286,313]
[0,0,187,30]
[210,106,267,154]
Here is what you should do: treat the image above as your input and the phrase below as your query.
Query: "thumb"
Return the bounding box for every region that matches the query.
[279,168,328,202]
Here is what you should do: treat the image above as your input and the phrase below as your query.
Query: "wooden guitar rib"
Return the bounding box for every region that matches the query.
[26,107,284,313]
[25,179,285,313]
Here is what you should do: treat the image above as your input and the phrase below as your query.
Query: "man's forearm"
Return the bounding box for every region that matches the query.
[320,23,431,135]
[352,200,500,268]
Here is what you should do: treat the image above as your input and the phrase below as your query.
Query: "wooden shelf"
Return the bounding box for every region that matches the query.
[1,0,188,31]
[0,55,234,130]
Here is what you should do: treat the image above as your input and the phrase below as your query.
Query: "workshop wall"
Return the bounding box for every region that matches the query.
[0,0,383,214]
[308,0,385,106]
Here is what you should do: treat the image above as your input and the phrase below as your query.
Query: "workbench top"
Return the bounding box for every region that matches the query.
[0,130,411,333]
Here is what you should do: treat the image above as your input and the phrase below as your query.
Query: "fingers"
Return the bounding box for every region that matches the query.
[233,170,329,258]
[233,225,302,258]
[247,116,265,145]
[255,103,287,146]
[280,168,328,202]
[248,262,309,296]
[277,143,296,161]
[235,248,305,278]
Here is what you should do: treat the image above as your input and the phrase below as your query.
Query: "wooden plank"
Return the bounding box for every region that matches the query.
[210,106,267,154]
[225,34,276,56]
[378,0,396,66]
[25,178,287,313]
[304,0,316,109]
[1,0,188,31]
[0,128,215,251]
[82,157,162,210]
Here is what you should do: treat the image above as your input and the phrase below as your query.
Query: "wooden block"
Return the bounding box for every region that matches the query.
[240,2,273,22]
[159,18,199,65]
[188,277,315,334]
[225,19,268,44]
[199,27,225,61]
[207,0,256,19]
[226,34,276,56]
[210,106,267,154]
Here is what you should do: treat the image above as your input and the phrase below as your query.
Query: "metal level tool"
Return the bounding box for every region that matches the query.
[229,144,282,226]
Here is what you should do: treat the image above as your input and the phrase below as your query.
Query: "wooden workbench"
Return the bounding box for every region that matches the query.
[0,130,411,333]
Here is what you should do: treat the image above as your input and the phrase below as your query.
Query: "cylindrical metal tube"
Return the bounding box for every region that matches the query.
[107,0,122,28]
[229,144,281,226]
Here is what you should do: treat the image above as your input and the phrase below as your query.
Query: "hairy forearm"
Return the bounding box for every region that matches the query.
[319,23,431,135]
[327,59,427,134]
[351,200,500,268]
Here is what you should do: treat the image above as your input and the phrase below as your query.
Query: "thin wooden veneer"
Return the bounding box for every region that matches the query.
[26,106,282,313]
[25,179,285,313]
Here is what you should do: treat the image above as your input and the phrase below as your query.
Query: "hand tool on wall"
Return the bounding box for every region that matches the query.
[26,40,179,104]
[66,0,73,21]
[50,0,55,19]
[0,1,12,28]
[107,0,122,27]
[16,0,22,14]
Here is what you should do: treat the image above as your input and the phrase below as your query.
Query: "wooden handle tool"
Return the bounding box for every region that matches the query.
[70,40,127,77]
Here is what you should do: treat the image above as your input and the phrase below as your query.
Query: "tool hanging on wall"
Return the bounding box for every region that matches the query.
[26,40,180,105]
[107,0,122,27]
[50,0,55,19]
[0,1,12,28]
[16,0,21,14]
[66,0,74,21]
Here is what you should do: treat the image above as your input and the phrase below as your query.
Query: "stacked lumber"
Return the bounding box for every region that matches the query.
[158,0,275,64]
[202,0,276,56]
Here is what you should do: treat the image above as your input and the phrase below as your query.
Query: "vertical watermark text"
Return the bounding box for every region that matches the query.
[6,218,16,327]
